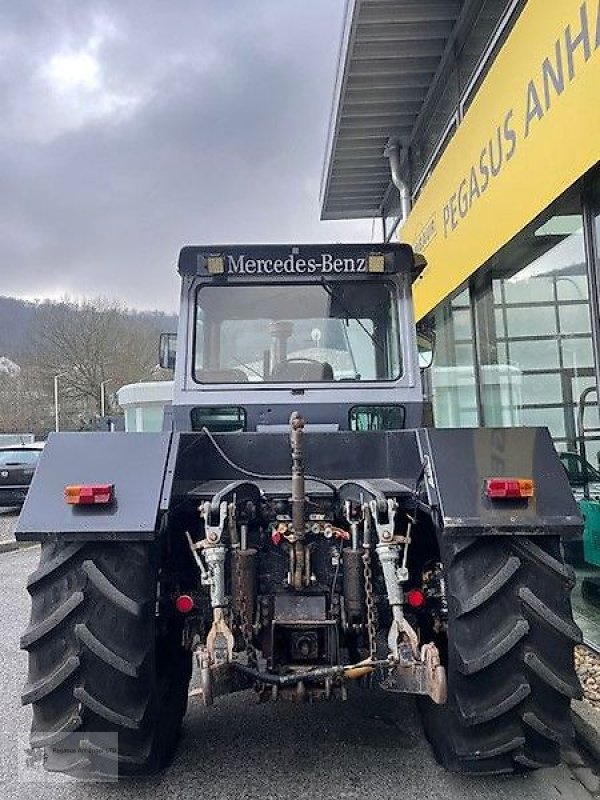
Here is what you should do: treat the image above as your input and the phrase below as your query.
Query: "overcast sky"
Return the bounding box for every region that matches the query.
[0,1,372,311]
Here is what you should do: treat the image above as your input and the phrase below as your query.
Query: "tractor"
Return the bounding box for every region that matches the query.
[17,243,582,777]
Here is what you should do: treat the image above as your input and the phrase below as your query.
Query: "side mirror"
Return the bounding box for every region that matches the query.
[159,333,177,370]
[417,325,435,370]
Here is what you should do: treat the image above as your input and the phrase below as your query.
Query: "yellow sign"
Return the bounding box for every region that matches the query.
[402,0,600,320]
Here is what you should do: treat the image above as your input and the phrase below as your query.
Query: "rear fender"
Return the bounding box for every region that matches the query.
[16,432,172,541]
[418,427,581,537]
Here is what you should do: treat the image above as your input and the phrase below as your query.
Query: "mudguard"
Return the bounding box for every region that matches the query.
[419,426,581,537]
[16,432,172,541]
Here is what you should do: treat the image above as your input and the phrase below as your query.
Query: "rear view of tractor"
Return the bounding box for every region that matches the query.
[17,243,582,778]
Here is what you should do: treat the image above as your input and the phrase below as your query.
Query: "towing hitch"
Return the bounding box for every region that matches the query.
[379,643,447,704]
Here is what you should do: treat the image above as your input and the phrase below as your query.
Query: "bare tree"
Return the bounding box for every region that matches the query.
[33,297,163,430]
[0,360,54,436]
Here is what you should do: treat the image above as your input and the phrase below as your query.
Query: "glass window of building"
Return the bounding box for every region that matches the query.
[429,288,480,428]
[473,188,596,461]
[572,168,600,645]
[426,178,600,645]
[468,183,600,644]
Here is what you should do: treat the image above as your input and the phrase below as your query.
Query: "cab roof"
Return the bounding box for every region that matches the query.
[177,243,424,280]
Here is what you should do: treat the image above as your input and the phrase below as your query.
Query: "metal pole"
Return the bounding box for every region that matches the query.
[289,412,306,591]
[100,379,112,418]
[54,374,60,432]
[582,181,600,430]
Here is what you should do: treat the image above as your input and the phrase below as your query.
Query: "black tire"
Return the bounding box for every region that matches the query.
[420,534,582,775]
[21,540,192,778]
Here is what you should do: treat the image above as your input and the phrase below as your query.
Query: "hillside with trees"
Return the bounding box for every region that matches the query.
[0,296,177,436]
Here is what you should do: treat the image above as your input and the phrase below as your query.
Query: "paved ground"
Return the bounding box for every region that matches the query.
[0,547,593,799]
[0,507,19,543]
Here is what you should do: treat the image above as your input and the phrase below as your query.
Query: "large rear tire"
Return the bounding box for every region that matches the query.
[420,534,582,774]
[21,540,192,778]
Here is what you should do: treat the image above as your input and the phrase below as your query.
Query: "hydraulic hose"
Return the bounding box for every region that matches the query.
[232,658,389,687]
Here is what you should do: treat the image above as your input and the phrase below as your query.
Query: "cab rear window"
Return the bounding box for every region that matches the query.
[194,282,402,384]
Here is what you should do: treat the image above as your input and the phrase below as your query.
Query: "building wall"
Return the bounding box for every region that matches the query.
[398,0,600,321]
[429,173,599,455]
[425,166,600,643]
[392,0,600,644]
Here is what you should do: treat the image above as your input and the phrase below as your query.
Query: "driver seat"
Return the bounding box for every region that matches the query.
[270,360,334,382]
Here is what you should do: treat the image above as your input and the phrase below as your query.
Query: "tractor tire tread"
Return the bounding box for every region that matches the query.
[75,622,145,677]
[456,555,521,616]
[524,649,582,699]
[522,709,572,744]
[420,534,581,775]
[20,591,84,649]
[456,618,529,674]
[456,679,531,725]
[22,655,80,705]
[30,712,83,748]
[455,733,525,760]
[512,538,576,586]
[26,543,86,590]
[82,560,145,617]
[22,541,191,777]
[73,686,147,730]
[518,587,582,643]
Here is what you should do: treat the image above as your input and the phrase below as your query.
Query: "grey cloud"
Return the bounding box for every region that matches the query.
[0,0,372,310]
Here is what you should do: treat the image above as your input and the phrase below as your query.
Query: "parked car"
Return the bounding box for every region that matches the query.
[0,443,44,508]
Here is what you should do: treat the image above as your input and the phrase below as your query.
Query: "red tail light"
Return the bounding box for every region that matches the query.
[406,589,426,608]
[64,484,114,505]
[485,478,535,500]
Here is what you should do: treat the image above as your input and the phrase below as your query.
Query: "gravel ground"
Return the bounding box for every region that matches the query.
[0,508,19,544]
[576,645,600,709]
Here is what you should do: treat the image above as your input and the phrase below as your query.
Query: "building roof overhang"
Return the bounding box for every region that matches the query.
[320,0,466,221]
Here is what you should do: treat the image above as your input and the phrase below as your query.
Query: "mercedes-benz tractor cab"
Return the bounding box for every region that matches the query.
[165,243,426,433]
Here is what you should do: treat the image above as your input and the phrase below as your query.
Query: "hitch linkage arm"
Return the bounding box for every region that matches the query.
[369,499,419,660]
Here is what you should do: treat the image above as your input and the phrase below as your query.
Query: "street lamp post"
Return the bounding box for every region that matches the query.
[100,380,112,418]
[53,374,61,432]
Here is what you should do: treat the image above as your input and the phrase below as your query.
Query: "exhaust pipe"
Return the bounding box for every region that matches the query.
[383,138,411,227]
